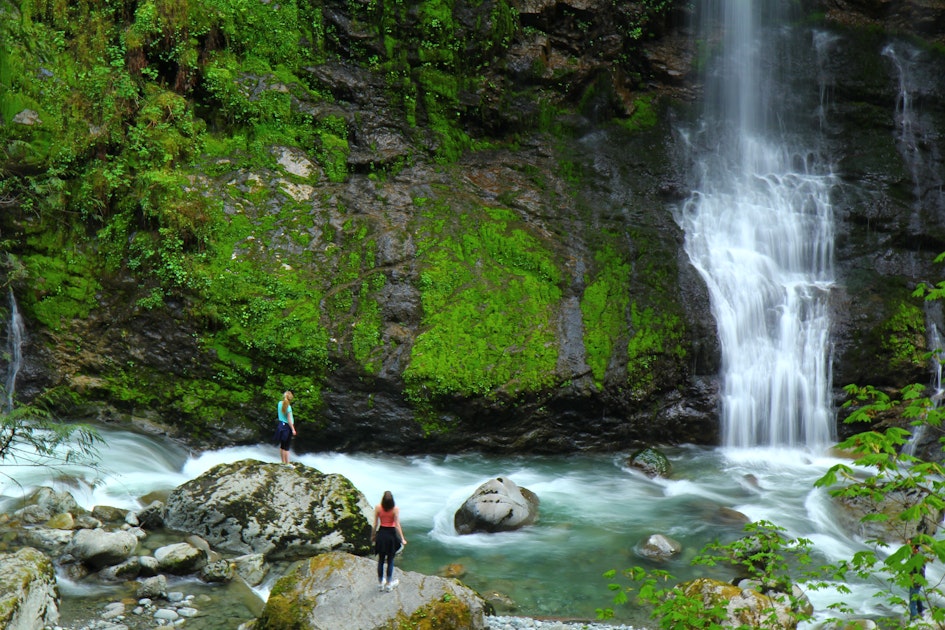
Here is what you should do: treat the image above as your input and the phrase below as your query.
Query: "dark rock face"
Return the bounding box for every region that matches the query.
[2,1,945,456]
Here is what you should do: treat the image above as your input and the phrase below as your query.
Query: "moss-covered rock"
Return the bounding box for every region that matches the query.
[0,547,59,630]
[257,551,488,630]
[163,460,373,560]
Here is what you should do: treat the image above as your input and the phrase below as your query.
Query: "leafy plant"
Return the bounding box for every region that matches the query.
[812,383,945,627]
[601,521,815,629]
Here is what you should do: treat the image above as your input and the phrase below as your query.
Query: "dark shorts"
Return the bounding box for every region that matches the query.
[275,422,292,450]
[375,527,401,556]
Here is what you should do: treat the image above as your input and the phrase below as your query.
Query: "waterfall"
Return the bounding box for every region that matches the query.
[903,321,945,457]
[882,42,945,256]
[4,288,24,413]
[676,1,837,449]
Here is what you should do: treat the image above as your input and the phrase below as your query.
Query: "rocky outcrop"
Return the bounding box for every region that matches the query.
[454,477,540,534]
[254,551,489,630]
[0,547,59,630]
[162,460,374,559]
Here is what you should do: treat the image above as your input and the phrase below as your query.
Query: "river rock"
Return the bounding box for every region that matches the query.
[135,500,165,530]
[91,505,127,523]
[136,575,168,599]
[454,477,539,534]
[679,577,803,629]
[256,551,488,630]
[27,487,79,514]
[154,541,208,574]
[45,512,75,530]
[162,459,373,560]
[98,556,143,581]
[64,528,139,569]
[636,533,682,560]
[14,504,53,524]
[0,547,59,630]
[200,558,235,582]
[19,526,74,553]
[626,447,672,478]
[232,552,269,586]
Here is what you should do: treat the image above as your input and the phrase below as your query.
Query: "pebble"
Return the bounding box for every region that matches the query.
[53,596,644,629]
[486,615,642,630]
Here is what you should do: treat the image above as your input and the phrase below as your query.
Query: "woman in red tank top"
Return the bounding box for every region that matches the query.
[371,490,407,591]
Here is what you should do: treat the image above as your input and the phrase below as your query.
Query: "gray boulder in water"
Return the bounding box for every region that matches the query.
[454,477,539,535]
[162,459,373,560]
[64,528,139,569]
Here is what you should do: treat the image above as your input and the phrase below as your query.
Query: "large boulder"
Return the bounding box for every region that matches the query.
[63,528,139,569]
[0,547,59,630]
[454,477,539,535]
[162,459,373,559]
[255,551,489,630]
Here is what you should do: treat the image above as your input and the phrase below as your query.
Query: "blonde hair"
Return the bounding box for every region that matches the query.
[281,390,294,415]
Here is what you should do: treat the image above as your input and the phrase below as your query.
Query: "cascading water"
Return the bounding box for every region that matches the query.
[882,41,945,270]
[676,1,837,449]
[4,288,24,413]
[902,321,945,457]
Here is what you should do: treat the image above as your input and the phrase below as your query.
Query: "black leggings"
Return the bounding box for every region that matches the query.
[375,527,400,581]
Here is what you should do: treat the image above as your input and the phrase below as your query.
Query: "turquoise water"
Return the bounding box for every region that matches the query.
[0,426,917,627]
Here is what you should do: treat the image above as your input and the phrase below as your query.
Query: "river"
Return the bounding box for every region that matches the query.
[0,425,926,628]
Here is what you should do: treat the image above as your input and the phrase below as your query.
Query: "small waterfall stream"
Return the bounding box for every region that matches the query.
[902,321,945,457]
[677,1,837,449]
[4,288,24,413]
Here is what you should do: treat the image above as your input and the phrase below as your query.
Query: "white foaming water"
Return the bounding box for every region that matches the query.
[677,1,836,449]
[4,288,24,412]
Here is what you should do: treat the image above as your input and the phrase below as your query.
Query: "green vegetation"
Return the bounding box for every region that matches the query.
[0,0,684,438]
[581,242,631,387]
[880,301,926,371]
[0,253,102,471]
[603,402,945,627]
[600,521,815,629]
[405,201,561,400]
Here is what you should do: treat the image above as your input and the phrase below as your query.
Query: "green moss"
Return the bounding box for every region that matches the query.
[880,301,926,370]
[616,96,658,133]
[20,231,101,331]
[627,302,685,395]
[316,115,349,183]
[384,593,473,630]
[405,201,561,400]
[257,572,307,630]
[581,242,631,388]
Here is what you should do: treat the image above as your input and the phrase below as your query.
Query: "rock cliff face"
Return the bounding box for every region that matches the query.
[2,0,945,454]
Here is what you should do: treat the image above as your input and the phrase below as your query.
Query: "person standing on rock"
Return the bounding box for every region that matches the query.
[371,490,406,591]
[276,390,296,463]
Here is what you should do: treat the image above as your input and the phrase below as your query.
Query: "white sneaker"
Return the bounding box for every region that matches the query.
[385,578,399,592]
[378,581,385,592]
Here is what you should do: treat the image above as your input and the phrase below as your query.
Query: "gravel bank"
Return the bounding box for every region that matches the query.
[486,615,643,630]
